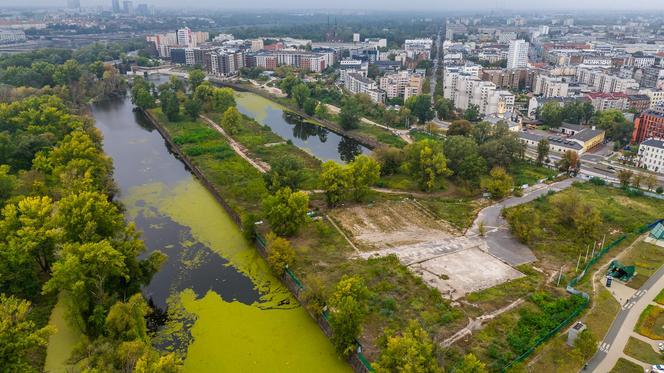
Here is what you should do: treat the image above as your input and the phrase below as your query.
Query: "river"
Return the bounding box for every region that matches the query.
[234,91,370,163]
[44,91,349,372]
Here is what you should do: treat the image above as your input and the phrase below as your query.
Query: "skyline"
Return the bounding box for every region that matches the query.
[2,0,664,11]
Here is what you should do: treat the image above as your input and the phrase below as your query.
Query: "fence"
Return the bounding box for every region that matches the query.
[501,218,663,371]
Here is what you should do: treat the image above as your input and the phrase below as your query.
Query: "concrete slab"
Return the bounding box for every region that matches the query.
[411,247,524,299]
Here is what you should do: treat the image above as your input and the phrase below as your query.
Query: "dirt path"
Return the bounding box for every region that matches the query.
[440,298,525,348]
[199,114,271,173]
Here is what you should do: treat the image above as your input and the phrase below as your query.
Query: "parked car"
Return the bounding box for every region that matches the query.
[650,364,664,373]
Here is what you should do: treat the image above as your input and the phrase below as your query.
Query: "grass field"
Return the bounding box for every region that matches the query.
[624,336,664,364]
[508,160,557,186]
[609,358,645,373]
[636,305,664,340]
[621,240,664,290]
[655,289,664,305]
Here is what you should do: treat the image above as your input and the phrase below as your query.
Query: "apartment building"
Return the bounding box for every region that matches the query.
[507,39,529,69]
[627,94,651,113]
[251,51,332,72]
[533,75,569,97]
[344,73,385,103]
[481,68,534,91]
[637,138,664,173]
[633,108,664,143]
[576,68,639,93]
[443,65,482,100]
[0,29,26,44]
[640,89,664,109]
[379,71,424,101]
[452,76,515,116]
[585,92,628,112]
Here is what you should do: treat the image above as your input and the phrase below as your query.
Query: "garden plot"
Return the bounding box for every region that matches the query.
[333,200,524,299]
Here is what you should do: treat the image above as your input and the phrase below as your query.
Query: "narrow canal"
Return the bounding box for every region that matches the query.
[79,92,348,371]
[234,91,370,163]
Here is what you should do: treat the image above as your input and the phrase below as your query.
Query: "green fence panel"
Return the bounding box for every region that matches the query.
[285,268,304,289]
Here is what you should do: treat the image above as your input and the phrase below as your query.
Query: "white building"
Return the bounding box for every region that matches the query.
[576,68,639,93]
[533,75,569,98]
[640,89,664,109]
[637,138,664,173]
[452,76,515,116]
[507,39,529,69]
[0,29,26,44]
[250,39,264,52]
[344,73,385,103]
[379,71,424,101]
[498,31,517,43]
[353,33,360,43]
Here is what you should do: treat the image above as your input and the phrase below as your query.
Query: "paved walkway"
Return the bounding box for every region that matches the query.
[466,178,576,266]
[587,264,664,372]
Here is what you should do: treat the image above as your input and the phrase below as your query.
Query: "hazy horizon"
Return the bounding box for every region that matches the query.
[3,0,664,11]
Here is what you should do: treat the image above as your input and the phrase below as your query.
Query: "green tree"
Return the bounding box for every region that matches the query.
[504,205,541,243]
[263,156,305,192]
[221,106,241,135]
[455,353,486,373]
[159,89,180,121]
[211,87,236,113]
[303,98,317,116]
[536,139,550,166]
[328,275,369,357]
[262,187,309,237]
[557,150,581,175]
[292,83,310,108]
[105,293,149,342]
[53,59,82,86]
[188,69,206,92]
[347,155,380,201]
[132,87,156,110]
[405,94,434,124]
[279,75,300,97]
[645,174,657,191]
[574,330,597,360]
[463,104,480,122]
[540,101,563,127]
[265,233,295,274]
[0,295,54,373]
[481,166,514,199]
[168,75,185,92]
[404,140,452,191]
[447,120,472,137]
[444,136,487,184]
[315,102,329,120]
[0,164,17,203]
[89,61,105,79]
[320,161,350,207]
[372,146,405,176]
[184,97,202,120]
[594,109,633,146]
[617,169,633,187]
[339,98,361,130]
[434,97,454,120]
[374,320,442,373]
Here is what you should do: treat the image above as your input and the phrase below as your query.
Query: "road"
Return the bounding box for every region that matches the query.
[429,27,443,99]
[467,178,576,266]
[586,263,664,372]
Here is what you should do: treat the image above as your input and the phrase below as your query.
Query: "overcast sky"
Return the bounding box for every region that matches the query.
[3,0,664,11]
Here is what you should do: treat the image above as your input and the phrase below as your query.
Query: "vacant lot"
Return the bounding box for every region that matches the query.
[624,336,664,364]
[609,358,644,373]
[334,200,524,299]
[636,305,664,340]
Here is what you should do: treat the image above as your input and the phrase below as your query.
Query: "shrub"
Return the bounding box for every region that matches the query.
[657,186,663,194]
[265,233,295,275]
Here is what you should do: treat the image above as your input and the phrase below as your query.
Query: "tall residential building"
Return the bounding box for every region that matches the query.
[344,73,385,103]
[177,27,192,46]
[379,71,423,101]
[112,0,121,13]
[533,75,569,98]
[507,39,529,69]
[576,68,639,93]
[122,0,133,14]
[633,108,664,144]
[451,76,515,116]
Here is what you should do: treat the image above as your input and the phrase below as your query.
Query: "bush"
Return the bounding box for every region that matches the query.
[657,186,663,194]
[589,177,606,186]
[265,233,295,275]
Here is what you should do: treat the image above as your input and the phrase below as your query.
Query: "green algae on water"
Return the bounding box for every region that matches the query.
[180,289,350,373]
[235,91,284,123]
[44,294,83,373]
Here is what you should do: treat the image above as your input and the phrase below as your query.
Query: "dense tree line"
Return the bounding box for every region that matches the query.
[0,95,177,371]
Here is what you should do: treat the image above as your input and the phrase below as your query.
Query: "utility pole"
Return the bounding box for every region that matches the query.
[584,244,590,262]
[576,252,582,272]
[557,265,564,286]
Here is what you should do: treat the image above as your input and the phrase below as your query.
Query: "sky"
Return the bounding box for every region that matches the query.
[3,0,664,10]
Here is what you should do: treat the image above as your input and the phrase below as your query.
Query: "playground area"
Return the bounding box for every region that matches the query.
[331,200,524,299]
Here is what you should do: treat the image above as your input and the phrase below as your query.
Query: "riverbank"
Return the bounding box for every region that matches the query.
[142,106,466,368]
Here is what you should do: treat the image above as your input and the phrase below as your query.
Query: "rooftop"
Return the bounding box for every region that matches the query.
[642,138,664,149]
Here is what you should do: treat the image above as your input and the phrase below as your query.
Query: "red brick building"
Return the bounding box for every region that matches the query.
[632,107,664,143]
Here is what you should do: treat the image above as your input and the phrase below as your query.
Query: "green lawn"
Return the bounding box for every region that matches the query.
[609,358,645,373]
[624,336,664,364]
[621,240,664,290]
[206,111,322,189]
[508,160,557,186]
[636,305,664,340]
[419,196,487,231]
[655,288,664,305]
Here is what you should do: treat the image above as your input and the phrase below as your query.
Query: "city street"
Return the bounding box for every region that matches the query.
[586,264,664,372]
